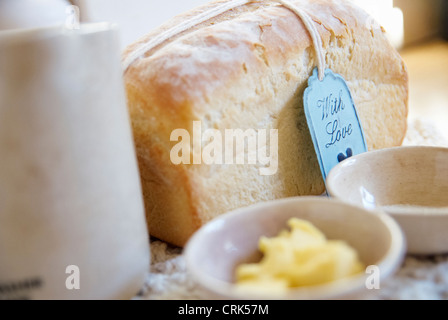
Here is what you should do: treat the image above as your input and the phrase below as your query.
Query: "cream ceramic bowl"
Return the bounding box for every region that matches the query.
[184,197,405,300]
[327,146,448,255]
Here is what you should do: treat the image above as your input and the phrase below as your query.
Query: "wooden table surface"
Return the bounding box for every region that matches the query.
[400,39,448,141]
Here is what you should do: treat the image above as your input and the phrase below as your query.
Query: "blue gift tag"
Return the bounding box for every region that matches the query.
[304,68,368,182]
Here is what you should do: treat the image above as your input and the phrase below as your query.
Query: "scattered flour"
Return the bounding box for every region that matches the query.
[135,240,203,300]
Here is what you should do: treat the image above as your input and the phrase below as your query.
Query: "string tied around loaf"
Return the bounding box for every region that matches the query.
[122,0,326,81]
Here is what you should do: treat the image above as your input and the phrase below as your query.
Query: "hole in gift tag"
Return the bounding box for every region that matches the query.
[337,148,353,163]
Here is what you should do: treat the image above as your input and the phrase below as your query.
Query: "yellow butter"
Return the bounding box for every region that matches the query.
[236,218,364,293]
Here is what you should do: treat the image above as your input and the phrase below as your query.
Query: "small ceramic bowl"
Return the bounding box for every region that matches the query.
[326,146,448,255]
[184,197,405,299]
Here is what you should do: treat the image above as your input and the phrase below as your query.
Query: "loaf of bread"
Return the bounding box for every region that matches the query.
[123,0,408,246]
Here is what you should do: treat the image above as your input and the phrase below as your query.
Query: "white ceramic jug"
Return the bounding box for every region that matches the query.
[0,23,150,300]
[0,0,73,30]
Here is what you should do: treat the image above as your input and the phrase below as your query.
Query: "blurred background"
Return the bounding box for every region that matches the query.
[1,0,447,140]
